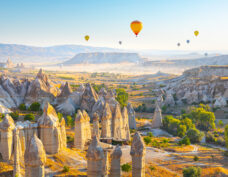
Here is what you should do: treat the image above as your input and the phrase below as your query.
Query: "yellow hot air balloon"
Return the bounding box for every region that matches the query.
[85,35,90,41]
[130,20,143,37]
[194,31,199,37]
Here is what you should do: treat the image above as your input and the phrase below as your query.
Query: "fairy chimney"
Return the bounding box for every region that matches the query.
[130,132,145,177]
[101,103,112,138]
[92,112,100,138]
[0,114,15,161]
[37,102,62,154]
[112,105,123,140]
[151,104,163,128]
[86,136,104,177]
[110,145,122,177]
[13,128,22,177]
[24,135,46,177]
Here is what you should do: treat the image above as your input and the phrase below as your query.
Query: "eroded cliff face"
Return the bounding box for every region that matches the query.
[159,66,228,107]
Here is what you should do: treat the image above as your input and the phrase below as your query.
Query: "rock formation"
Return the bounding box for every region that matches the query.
[0,114,15,161]
[86,136,104,177]
[81,83,98,113]
[60,118,67,149]
[37,102,64,154]
[101,103,112,138]
[164,93,175,106]
[112,105,123,140]
[127,103,137,129]
[25,69,59,106]
[130,132,145,177]
[214,96,227,107]
[82,110,92,140]
[13,128,22,177]
[110,145,122,177]
[151,104,163,128]
[74,110,91,149]
[92,112,100,138]
[24,134,46,177]
[122,107,131,141]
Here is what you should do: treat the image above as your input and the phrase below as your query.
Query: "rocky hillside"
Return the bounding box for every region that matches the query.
[62,52,142,64]
[156,66,228,107]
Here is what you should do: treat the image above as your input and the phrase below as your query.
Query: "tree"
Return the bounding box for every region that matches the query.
[24,113,35,121]
[115,88,128,108]
[181,118,194,130]
[193,155,199,161]
[187,106,215,131]
[177,125,187,138]
[225,125,228,148]
[186,128,204,144]
[29,102,41,111]
[183,166,201,177]
[19,103,26,111]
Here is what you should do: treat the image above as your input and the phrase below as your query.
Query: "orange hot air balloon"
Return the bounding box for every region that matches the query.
[130,20,143,37]
[85,35,90,41]
[194,31,199,37]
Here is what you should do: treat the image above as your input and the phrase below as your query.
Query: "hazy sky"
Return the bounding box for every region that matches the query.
[0,0,228,50]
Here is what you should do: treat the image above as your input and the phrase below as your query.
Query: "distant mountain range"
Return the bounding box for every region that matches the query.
[0,43,122,63]
[62,52,142,64]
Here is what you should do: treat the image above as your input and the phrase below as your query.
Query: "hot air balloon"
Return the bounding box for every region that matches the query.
[186,40,190,44]
[194,31,199,37]
[130,20,143,37]
[119,41,122,45]
[204,53,208,57]
[177,43,181,47]
[85,35,90,41]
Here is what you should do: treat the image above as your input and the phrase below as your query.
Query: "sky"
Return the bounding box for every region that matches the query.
[0,0,228,51]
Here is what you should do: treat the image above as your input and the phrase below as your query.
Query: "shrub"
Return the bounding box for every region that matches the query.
[193,155,199,161]
[24,113,35,121]
[179,136,191,145]
[29,102,40,111]
[19,103,26,111]
[206,131,215,143]
[147,132,154,137]
[183,166,201,177]
[63,166,70,172]
[67,136,74,143]
[186,128,204,144]
[121,163,132,172]
[149,166,156,171]
[144,136,152,145]
[9,111,19,121]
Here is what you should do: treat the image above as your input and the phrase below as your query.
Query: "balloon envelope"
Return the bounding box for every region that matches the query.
[204,53,208,57]
[85,35,90,41]
[119,41,122,45]
[194,31,199,37]
[186,40,190,44]
[177,43,181,47]
[130,20,143,37]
